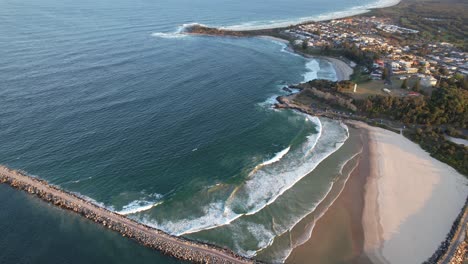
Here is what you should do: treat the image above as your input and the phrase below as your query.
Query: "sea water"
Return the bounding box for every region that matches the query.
[0,0,398,262]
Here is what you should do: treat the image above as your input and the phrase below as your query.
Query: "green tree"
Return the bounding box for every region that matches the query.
[302,39,309,50]
[401,78,408,89]
[439,67,449,76]
[382,68,389,80]
[412,79,421,92]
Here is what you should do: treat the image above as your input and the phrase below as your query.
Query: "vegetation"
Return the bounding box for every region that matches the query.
[366,0,468,51]
[401,78,408,89]
[297,79,356,93]
[355,76,468,176]
[404,127,468,175]
[358,77,468,127]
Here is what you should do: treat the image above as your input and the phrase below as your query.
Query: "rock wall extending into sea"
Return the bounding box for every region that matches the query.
[0,166,256,264]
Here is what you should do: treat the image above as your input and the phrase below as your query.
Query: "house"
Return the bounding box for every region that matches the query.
[420,76,437,87]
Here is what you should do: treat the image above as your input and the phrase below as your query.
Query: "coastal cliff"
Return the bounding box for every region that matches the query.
[0,166,255,264]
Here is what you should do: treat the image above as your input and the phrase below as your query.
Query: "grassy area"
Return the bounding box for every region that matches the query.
[366,0,468,51]
[344,75,438,99]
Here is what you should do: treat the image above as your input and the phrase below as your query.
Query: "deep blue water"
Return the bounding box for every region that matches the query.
[0,0,390,262]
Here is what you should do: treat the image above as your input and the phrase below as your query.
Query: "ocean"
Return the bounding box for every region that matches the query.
[0,0,398,263]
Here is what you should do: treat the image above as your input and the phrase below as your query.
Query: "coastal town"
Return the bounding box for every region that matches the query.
[286,15,467,95]
[185,2,468,263]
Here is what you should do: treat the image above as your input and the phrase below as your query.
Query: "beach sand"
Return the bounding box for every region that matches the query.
[362,123,468,263]
[259,35,354,81]
[325,57,353,81]
[286,128,372,264]
[287,122,467,264]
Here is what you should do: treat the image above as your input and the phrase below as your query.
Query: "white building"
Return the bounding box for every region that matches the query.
[420,76,437,87]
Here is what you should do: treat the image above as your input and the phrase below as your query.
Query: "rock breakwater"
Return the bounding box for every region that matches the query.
[0,165,255,264]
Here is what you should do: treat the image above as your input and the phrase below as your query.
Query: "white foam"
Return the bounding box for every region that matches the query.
[220,0,401,30]
[241,117,344,217]
[261,146,291,167]
[142,118,348,251]
[276,150,362,263]
[151,32,188,39]
[247,146,291,178]
[145,202,242,236]
[151,23,206,39]
[258,95,280,108]
[118,200,163,215]
[302,60,320,82]
[304,116,322,156]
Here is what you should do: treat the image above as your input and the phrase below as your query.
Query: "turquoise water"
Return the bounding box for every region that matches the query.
[0,0,394,262]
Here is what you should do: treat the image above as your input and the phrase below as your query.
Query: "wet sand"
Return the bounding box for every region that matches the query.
[286,127,372,264]
[286,122,468,264]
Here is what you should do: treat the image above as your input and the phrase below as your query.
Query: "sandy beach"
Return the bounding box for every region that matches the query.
[324,57,354,81]
[287,122,468,264]
[361,123,468,263]
[286,126,372,264]
[259,35,354,81]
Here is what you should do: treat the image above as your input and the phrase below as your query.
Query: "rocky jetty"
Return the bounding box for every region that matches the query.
[0,166,255,264]
[423,196,468,264]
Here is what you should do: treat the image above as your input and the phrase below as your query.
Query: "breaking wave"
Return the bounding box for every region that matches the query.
[144,202,243,236]
[152,117,349,238]
[117,193,163,215]
[151,23,205,39]
[261,146,290,166]
[118,200,163,215]
[303,60,320,82]
[238,117,344,217]
[220,0,400,30]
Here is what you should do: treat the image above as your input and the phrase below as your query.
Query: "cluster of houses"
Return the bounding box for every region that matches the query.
[284,16,467,89]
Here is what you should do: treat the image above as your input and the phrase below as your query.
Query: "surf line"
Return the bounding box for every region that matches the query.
[117,201,164,215]
[0,165,254,264]
[222,145,292,216]
[179,146,292,236]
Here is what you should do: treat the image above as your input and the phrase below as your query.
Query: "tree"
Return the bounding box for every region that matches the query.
[382,68,389,80]
[302,39,309,50]
[439,67,449,76]
[412,79,421,92]
[401,78,408,89]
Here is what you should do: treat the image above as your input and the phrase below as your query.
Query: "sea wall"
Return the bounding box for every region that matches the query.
[423,196,468,264]
[0,166,255,264]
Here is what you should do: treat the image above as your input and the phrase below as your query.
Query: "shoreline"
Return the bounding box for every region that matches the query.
[286,126,372,264]
[216,0,401,31]
[284,119,468,264]
[358,122,468,264]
